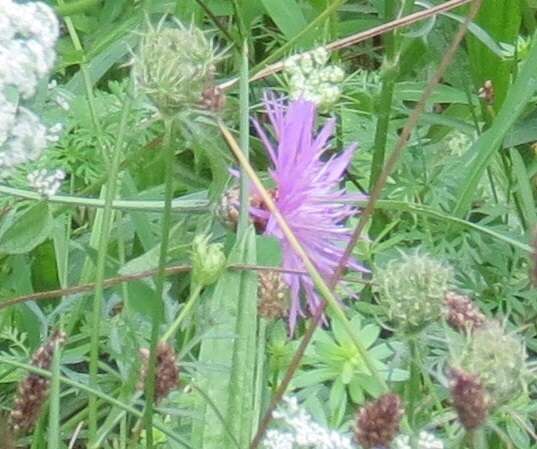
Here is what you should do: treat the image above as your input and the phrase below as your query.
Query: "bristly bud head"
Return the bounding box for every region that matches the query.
[191,234,226,287]
[355,393,404,449]
[443,291,486,332]
[138,342,179,402]
[449,368,489,430]
[9,330,67,433]
[375,253,453,332]
[215,185,270,233]
[458,321,527,406]
[133,19,219,114]
[258,270,289,320]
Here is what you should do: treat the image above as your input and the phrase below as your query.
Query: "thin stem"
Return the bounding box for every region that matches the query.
[143,118,175,449]
[88,86,133,443]
[47,340,62,449]
[161,284,203,342]
[238,39,250,237]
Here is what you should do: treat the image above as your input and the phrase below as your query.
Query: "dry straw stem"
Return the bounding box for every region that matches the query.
[246,0,483,447]
[219,0,475,90]
[0,264,369,311]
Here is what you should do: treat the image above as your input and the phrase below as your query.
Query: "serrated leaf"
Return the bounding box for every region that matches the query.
[0,203,53,254]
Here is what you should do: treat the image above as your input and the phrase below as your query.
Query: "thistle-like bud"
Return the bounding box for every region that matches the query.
[133,19,219,114]
[449,368,489,430]
[443,291,486,332]
[191,234,226,287]
[459,322,526,406]
[284,47,345,113]
[215,186,269,232]
[9,330,67,433]
[375,253,452,332]
[355,393,403,449]
[258,270,289,319]
[138,342,179,402]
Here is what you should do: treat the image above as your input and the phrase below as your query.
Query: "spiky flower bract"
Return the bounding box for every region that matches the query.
[375,253,452,333]
[133,18,219,115]
[253,93,366,332]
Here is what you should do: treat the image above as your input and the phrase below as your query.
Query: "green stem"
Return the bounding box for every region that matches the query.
[161,284,203,342]
[143,118,175,449]
[88,87,133,444]
[47,340,62,449]
[369,0,398,190]
[405,337,421,427]
[238,39,250,237]
[0,185,210,212]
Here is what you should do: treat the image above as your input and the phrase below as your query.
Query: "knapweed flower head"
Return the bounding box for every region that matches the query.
[252,93,367,333]
[262,396,354,449]
[284,47,345,113]
[457,321,527,406]
[375,252,452,333]
[449,368,489,430]
[133,18,219,114]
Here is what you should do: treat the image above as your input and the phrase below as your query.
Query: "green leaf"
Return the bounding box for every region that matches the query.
[510,149,537,230]
[451,34,537,218]
[260,0,308,40]
[193,228,258,449]
[0,203,53,254]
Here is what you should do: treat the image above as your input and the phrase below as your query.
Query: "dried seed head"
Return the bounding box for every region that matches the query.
[375,253,453,332]
[355,393,404,449]
[478,80,495,105]
[133,19,219,114]
[443,291,486,332]
[449,368,489,430]
[459,321,527,406]
[138,342,179,402]
[9,330,67,433]
[215,186,271,233]
[200,85,226,112]
[258,270,289,320]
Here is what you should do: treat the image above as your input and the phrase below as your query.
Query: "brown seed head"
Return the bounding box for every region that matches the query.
[449,368,489,430]
[9,330,67,433]
[138,342,179,402]
[258,270,289,320]
[355,393,403,449]
[443,291,486,332]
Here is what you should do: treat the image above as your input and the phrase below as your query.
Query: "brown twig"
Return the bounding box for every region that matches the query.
[248,1,483,448]
[219,0,474,90]
[0,264,369,310]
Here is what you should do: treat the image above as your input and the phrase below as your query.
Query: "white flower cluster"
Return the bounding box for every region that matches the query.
[262,397,354,449]
[447,132,472,157]
[284,47,345,112]
[393,431,444,449]
[0,0,60,178]
[27,168,65,197]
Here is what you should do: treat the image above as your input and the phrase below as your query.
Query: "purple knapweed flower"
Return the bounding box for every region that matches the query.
[253,93,368,332]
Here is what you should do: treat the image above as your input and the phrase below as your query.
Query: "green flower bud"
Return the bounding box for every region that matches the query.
[133,19,219,114]
[191,235,226,287]
[458,322,527,406]
[375,253,452,332]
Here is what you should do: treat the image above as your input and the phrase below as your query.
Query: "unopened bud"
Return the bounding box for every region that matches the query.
[191,234,226,287]
[258,270,289,319]
[443,291,486,332]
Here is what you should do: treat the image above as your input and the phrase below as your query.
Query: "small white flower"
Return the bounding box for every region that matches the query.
[284,47,344,112]
[27,168,65,198]
[393,432,444,449]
